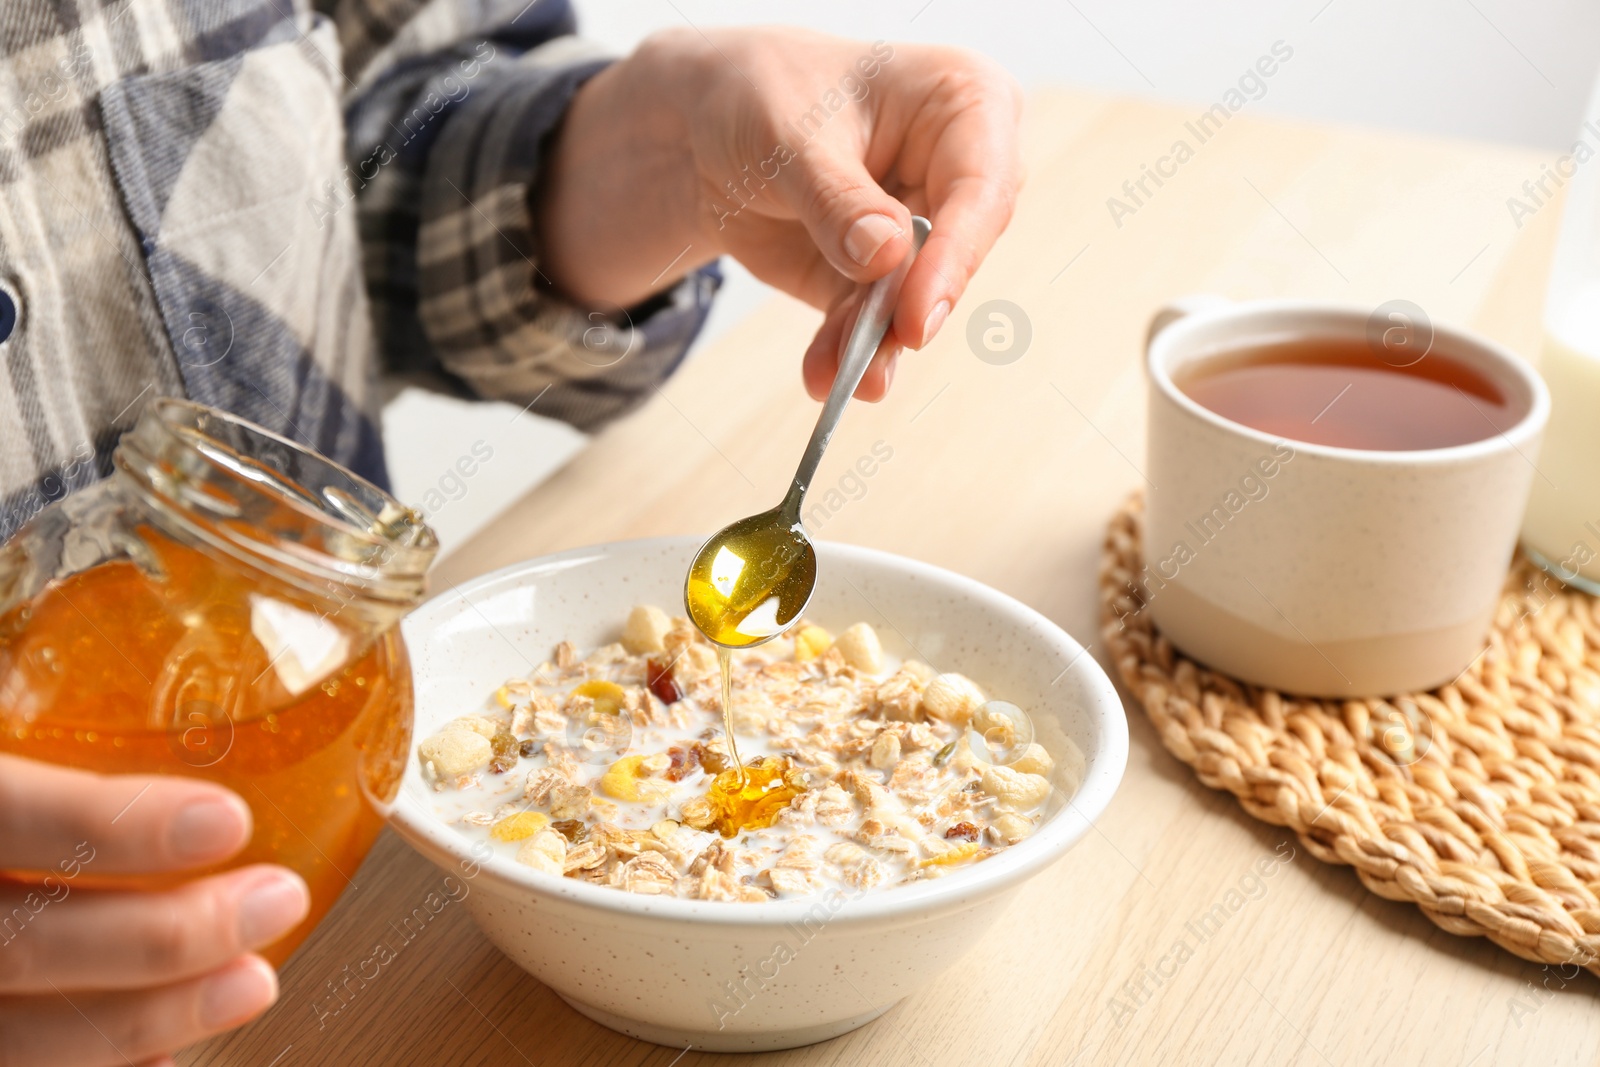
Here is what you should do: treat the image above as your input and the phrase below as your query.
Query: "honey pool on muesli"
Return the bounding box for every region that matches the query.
[416,605,1077,902]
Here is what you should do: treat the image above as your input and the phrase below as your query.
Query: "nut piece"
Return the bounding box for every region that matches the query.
[515,829,568,875]
[1009,743,1055,777]
[794,624,833,662]
[622,604,672,654]
[869,731,902,770]
[980,765,1053,810]
[444,715,501,739]
[833,623,883,673]
[919,673,986,726]
[419,730,493,779]
[972,702,1024,748]
[989,813,1035,845]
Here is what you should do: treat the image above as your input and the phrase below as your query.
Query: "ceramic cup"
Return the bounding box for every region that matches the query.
[1135,297,1550,698]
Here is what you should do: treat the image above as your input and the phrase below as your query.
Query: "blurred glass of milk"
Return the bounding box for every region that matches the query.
[1522,72,1600,593]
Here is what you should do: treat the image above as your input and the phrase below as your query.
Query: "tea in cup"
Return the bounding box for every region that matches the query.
[1135,298,1549,697]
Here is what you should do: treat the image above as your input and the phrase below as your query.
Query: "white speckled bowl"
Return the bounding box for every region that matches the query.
[390,537,1127,1052]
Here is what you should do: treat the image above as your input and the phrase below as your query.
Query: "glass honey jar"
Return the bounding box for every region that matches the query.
[0,399,437,962]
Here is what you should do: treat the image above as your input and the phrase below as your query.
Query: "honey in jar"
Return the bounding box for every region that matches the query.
[0,400,436,962]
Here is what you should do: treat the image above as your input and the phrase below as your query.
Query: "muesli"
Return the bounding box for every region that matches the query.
[416,606,1065,901]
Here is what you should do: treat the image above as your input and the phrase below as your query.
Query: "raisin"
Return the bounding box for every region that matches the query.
[488,725,519,774]
[518,738,539,759]
[646,656,683,704]
[551,819,588,843]
[665,744,701,782]
[944,821,981,842]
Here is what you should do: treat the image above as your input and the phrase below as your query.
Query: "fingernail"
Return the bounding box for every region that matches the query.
[237,872,310,947]
[844,214,901,266]
[921,300,951,345]
[170,796,248,863]
[200,958,278,1029]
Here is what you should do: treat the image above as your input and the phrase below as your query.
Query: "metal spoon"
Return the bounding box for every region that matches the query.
[685,215,932,648]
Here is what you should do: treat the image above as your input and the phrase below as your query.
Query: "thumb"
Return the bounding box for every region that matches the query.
[782,147,913,280]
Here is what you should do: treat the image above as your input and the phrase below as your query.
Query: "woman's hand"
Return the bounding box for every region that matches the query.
[537,26,1024,401]
[0,754,309,1067]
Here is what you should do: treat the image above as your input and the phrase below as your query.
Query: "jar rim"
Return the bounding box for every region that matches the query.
[114,398,438,608]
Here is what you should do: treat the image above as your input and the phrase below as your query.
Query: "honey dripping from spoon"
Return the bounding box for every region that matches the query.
[686,512,817,784]
[716,645,739,782]
[684,215,930,802]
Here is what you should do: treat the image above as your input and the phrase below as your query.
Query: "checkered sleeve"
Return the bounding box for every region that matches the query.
[337,0,719,432]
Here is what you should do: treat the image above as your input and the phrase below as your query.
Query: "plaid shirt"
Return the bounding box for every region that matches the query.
[0,0,718,541]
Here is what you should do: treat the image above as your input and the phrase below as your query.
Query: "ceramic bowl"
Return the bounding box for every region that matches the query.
[389,537,1127,1052]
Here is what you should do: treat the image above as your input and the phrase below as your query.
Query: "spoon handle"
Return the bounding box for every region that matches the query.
[783,215,931,516]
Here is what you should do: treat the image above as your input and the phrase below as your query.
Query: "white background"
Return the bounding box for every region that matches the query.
[385,0,1600,554]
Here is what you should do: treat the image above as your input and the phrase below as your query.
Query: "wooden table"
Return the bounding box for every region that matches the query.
[185,88,1590,1066]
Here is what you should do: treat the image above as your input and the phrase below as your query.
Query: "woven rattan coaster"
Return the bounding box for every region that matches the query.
[1099,493,1600,975]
